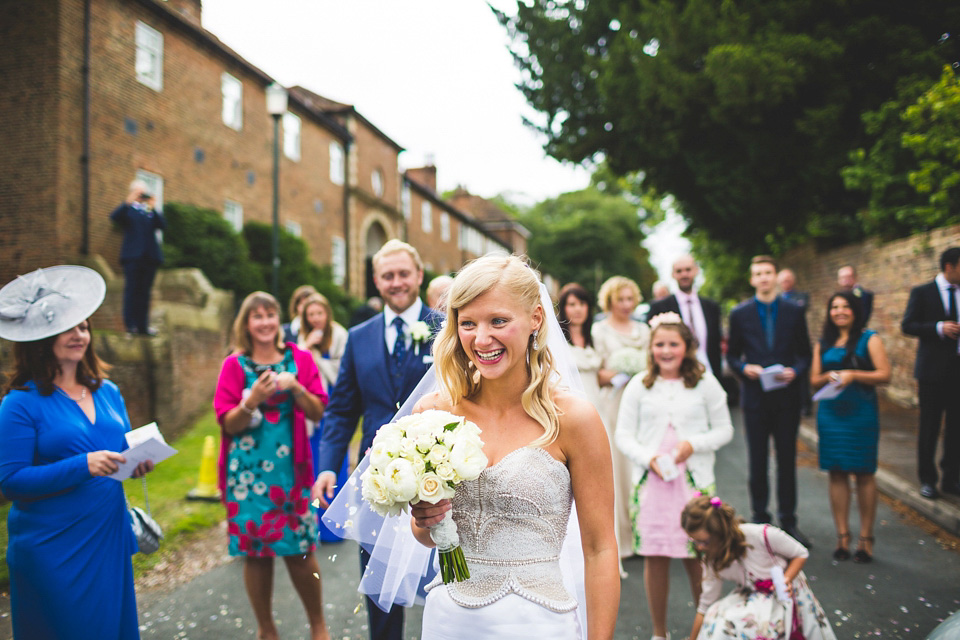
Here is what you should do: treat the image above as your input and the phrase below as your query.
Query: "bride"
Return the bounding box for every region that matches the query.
[407,255,619,639]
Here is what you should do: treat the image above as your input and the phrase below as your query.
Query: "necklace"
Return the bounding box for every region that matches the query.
[57,386,87,402]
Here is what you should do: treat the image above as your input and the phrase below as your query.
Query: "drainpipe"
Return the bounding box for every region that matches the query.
[342,139,352,293]
[80,0,92,255]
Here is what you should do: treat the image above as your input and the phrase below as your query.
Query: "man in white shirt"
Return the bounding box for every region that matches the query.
[648,255,723,377]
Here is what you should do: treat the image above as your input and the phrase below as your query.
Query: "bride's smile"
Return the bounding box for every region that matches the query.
[456,286,542,381]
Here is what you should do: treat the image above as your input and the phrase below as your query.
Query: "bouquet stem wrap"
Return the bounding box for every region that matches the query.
[429,511,469,583]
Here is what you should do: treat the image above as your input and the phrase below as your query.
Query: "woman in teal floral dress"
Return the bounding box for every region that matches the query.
[214,291,331,640]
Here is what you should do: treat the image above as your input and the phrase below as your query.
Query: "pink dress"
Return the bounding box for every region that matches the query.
[631,423,698,557]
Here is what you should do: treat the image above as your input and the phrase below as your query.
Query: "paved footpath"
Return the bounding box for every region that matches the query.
[0,407,956,639]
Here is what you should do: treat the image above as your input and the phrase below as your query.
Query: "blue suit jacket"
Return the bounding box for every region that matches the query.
[316,304,441,473]
[726,297,811,410]
[110,203,166,263]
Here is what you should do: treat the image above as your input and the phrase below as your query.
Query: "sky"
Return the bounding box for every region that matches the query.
[201,0,590,205]
[200,0,688,280]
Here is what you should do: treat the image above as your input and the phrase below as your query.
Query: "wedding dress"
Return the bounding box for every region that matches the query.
[421,446,580,639]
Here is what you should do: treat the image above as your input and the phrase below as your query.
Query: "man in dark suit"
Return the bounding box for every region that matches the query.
[901,247,960,500]
[110,180,166,335]
[838,264,874,325]
[648,255,723,377]
[312,239,438,640]
[727,255,812,546]
[778,268,812,415]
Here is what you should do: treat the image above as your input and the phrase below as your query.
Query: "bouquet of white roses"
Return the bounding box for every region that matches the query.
[608,346,646,376]
[360,409,487,583]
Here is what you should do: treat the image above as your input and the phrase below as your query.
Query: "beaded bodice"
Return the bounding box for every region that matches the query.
[426,446,576,612]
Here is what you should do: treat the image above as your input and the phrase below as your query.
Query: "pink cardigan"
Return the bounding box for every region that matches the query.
[213,344,328,502]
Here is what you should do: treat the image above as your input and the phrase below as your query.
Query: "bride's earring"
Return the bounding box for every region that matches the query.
[531,329,539,351]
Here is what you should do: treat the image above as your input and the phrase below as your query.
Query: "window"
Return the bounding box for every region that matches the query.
[135,21,163,90]
[282,112,301,161]
[135,170,164,244]
[221,73,243,130]
[440,212,451,242]
[421,201,432,233]
[329,142,345,185]
[401,182,411,219]
[458,225,484,256]
[223,200,243,232]
[371,169,384,198]
[332,237,346,286]
[284,221,302,238]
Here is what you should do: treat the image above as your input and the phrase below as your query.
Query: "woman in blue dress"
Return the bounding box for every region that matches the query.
[810,291,890,564]
[214,291,331,640]
[0,265,154,639]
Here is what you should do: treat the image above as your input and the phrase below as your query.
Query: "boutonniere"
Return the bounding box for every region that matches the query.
[411,320,432,356]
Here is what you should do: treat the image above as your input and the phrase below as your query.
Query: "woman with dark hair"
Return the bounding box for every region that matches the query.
[616,313,733,640]
[557,283,602,408]
[810,291,890,563]
[0,265,153,639]
[214,290,332,640]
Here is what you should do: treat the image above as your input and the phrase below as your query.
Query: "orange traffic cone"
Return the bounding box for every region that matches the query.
[186,435,221,501]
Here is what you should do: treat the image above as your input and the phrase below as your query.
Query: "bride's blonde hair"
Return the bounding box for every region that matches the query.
[433,254,562,447]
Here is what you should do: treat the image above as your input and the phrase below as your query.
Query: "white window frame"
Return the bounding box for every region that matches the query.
[440,212,451,242]
[221,72,243,130]
[401,182,412,220]
[282,112,301,161]
[371,169,384,198]
[135,21,163,91]
[223,200,243,233]
[421,201,432,233]
[332,237,346,286]
[284,221,302,238]
[329,141,345,185]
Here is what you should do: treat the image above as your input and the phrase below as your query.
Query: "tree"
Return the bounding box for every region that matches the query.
[162,203,265,298]
[518,187,657,298]
[242,222,358,324]
[495,1,960,255]
[843,65,960,238]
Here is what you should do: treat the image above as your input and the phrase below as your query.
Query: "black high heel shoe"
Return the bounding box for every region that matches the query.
[833,532,851,561]
[853,536,874,563]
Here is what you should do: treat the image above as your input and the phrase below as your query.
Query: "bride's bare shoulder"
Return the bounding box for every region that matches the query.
[413,391,454,414]
[554,390,602,427]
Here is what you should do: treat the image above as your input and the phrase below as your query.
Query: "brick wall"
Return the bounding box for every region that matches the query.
[781,224,960,407]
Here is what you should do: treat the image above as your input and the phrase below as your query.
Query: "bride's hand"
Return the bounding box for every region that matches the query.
[411,499,451,529]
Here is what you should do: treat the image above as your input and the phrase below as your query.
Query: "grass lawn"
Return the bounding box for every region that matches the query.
[0,409,227,588]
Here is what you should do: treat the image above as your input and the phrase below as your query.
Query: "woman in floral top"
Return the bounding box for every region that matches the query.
[214,291,331,640]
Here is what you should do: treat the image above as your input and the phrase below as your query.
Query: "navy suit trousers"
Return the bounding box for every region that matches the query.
[122,259,158,333]
[742,404,800,527]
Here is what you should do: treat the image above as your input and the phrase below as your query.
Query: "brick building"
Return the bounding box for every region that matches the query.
[0,0,513,301]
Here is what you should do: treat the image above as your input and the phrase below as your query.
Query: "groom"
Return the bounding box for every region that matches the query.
[313,239,439,640]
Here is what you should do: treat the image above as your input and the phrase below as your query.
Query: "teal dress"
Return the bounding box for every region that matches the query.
[226,350,318,556]
[816,330,879,474]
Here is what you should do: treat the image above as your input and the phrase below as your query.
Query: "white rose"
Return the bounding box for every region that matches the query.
[368,440,394,471]
[410,455,427,475]
[415,433,436,454]
[417,472,455,504]
[435,462,458,483]
[398,437,418,459]
[361,471,393,510]
[427,444,450,467]
[373,423,404,451]
[450,441,488,481]
[384,458,419,503]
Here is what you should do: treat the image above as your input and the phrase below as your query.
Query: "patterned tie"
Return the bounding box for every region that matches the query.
[392,316,406,371]
[686,297,697,336]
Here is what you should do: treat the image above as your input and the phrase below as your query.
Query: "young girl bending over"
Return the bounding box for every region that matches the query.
[681,495,837,640]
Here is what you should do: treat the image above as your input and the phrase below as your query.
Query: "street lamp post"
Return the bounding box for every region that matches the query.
[265,82,288,300]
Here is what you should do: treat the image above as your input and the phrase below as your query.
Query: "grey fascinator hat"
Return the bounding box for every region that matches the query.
[0,265,107,342]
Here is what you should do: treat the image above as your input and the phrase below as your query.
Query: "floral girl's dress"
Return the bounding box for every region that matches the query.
[226,350,317,557]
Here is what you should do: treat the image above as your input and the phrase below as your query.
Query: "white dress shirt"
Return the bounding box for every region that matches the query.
[676,291,711,374]
[383,298,424,355]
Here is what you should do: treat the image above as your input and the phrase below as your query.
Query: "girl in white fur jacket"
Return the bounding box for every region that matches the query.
[616,312,734,640]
